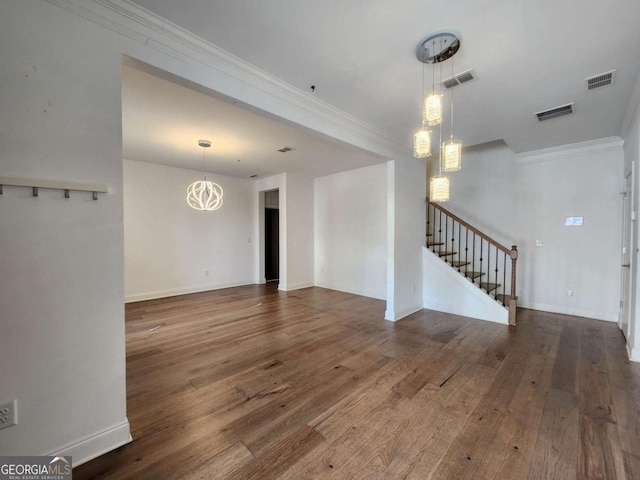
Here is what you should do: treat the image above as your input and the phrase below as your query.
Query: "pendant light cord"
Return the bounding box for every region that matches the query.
[202,145,207,181]
[422,49,426,128]
[450,55,454,141]
[438,37,443,176]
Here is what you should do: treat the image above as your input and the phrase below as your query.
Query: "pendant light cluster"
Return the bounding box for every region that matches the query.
[187,139,224,211]
[414,32,463,202]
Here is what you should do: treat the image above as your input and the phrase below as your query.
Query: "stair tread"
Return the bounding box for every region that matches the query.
[438,251,457,256]
[465,271,486,279]
[451,261,470,267]
[496,294,518,303]
[480,282,501,293]
[427,242,445,247]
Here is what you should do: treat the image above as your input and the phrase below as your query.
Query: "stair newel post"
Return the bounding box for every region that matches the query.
[503,252,507,305]
[509,245,518,326]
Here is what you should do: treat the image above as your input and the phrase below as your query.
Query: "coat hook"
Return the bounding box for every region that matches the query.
[64,189,70,198]
[32,187,38,197]
[93,191,98,200]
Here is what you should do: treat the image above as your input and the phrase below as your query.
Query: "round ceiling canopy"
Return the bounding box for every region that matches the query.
[416,32,461,64]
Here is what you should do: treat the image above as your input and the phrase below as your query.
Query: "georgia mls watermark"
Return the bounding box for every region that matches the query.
[0,456,72,480]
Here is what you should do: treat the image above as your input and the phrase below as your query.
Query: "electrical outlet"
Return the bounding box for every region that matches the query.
[0,399,17,430]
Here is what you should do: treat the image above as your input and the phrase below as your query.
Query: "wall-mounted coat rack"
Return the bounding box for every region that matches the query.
[0,176,108,200]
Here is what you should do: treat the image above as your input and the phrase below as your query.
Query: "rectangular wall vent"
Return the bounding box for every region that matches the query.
[277,146,294,153]
[440,69,476,89]
[535,103,574,121]
[585,70,616,90]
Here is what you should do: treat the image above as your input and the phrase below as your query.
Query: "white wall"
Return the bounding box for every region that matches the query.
[442,139,623,322]
[124,160,255,301]
[285,173,315,290]
[314,164,387,300]
[0,0,130,461]
[386,158,426,320]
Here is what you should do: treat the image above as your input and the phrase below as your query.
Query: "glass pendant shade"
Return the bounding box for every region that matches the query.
[187,179,223,211]
[413,128,432,158]
[423,93,443,126]
[429,175,450,202]
[442,140,462,172]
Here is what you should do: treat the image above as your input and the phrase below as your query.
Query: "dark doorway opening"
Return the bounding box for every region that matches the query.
[265,207,279,282]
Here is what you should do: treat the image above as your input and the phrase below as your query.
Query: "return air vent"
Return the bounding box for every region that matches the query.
[440,69,476,89]
[585,70,616,90]
[535,103,574,122]
[277,146,294,153]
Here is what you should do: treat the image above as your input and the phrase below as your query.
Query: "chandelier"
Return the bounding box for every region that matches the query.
[414,32,463,201]
[187,139,223,211]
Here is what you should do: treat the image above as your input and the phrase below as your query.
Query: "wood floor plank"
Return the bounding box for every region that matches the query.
[72,286,640,479]
[225,425,324,480]
[527,388,579,480]
[177,442,254,480]
[427,318,561,480]
[578,324,627,480]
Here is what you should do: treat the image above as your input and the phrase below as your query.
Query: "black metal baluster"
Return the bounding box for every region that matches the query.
[465,228,469,276]
[457,223,461,271]
[438,210,442,254]
[426,201,430,246]
[495,246,499,300]
[445,214,448,263]
[472,233,476,285]
[487,242,490,294]
[479,239,483,289]
[450,220,455,266]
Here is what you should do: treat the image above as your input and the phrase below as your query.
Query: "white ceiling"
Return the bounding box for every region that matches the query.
[122,63,386,178]
[129,0,640,155]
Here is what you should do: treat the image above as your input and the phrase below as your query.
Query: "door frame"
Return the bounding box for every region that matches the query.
[620,161,634,338]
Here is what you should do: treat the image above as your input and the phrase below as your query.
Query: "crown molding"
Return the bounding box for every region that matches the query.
[45,0,412,162]
[516,136,624,164]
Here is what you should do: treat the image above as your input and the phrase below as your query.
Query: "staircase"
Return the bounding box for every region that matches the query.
[426,199,518,326]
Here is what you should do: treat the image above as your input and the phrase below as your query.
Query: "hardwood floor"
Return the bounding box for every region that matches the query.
[73,284,640,479]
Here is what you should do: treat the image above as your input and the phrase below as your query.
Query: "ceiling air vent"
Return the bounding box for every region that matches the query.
[535,103,574,122]
[585,70,616,90]
[440,69,476,89]
[277,146,294,153]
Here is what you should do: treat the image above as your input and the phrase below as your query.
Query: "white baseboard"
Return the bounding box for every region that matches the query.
[125,279,255,303]
[50,420,131,467]
[278,281,314,292]
[385,303,423,322]
[628,344,640,363]
[314,281,386,301]
[520,302,618,322]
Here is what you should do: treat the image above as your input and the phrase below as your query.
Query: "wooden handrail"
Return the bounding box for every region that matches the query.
[427,199,511,255]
